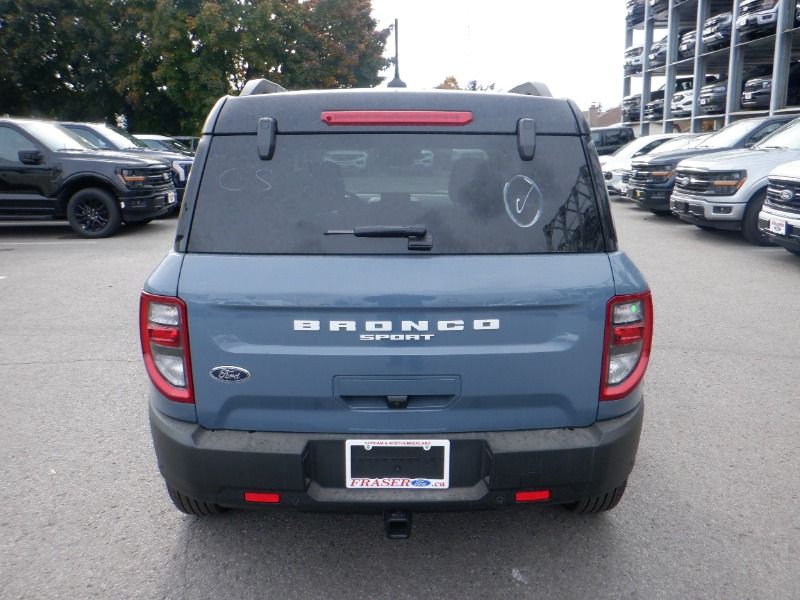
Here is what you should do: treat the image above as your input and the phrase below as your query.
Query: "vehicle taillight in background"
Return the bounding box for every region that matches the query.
[600,291,653,401]
[140,292,194,403]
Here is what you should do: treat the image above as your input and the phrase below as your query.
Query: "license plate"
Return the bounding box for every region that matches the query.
[769,217,787,236]
[700,98,707,105]
[345,439,450,489]
[703,28,712,35]
[635,189,644,199]
[745,92,753,100]
[166,191,177,205]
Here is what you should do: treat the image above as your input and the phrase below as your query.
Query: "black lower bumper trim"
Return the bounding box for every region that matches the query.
[150,402,644,512]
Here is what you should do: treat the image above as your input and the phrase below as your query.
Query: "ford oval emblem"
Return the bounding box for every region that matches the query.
[780,189,794,201]
[410,479,431,487]
[679,176,690,186]
[210,366,250,383]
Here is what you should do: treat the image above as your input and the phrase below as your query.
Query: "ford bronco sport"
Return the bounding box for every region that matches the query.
[141,80,653,536]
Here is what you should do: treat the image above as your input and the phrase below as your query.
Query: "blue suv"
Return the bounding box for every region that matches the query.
[140,80,653,534]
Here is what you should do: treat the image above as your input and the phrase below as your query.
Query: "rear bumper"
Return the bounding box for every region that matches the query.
[150,401,644,512]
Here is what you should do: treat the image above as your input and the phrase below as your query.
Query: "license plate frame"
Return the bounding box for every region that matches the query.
[345,439,450,489]
[769,217,787,236]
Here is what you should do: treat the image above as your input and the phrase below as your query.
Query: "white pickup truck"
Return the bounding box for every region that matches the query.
[670,117,800,245]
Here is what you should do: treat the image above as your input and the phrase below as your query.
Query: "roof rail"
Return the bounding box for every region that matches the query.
[508,81,553,98]
[240,79,287,96]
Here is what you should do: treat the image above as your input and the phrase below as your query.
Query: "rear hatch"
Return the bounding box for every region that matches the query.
[180,93,616,434]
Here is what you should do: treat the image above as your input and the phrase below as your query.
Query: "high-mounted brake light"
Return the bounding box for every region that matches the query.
[600,291,653,401]
[320,110,473,126]
[140,292,194,403]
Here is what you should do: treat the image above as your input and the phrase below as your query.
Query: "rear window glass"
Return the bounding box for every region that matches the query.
[187,133,605,254]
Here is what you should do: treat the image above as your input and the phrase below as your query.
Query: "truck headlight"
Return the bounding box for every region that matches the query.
[709,171,747,196]
[119,168,147,188]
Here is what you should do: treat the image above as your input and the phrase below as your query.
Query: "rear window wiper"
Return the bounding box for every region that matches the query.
[325,225,432,250]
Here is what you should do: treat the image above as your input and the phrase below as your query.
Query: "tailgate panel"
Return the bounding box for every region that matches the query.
[179,254,614,433]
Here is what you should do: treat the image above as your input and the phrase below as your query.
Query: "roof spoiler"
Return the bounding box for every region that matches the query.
[508,81,553,98]
[240,78,287,96]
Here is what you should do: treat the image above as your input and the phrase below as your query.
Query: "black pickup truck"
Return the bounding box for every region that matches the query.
[0,119,176,237]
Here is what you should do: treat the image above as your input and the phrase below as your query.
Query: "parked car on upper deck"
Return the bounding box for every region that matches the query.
[741,63,800,110]
[702,12,733,51]
[678,30,697,59]
[625,45,644,76]
[736,0,800,39]
[627,0,645,26]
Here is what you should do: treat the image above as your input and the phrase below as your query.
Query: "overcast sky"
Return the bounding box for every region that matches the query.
[371,0,653,111]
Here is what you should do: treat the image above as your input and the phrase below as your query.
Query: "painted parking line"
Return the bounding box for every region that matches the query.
[0,241,97,246]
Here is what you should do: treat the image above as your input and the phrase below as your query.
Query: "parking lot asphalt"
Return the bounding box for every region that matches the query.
[1,205,799,600]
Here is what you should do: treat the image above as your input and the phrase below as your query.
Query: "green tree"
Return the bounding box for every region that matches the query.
[0,0,390,133]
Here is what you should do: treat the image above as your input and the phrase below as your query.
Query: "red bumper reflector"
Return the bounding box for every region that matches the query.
[321,110,473,126]
[515,489,551,503]
[244,492,281,504]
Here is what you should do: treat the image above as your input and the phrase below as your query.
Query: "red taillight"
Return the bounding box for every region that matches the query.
[244,492,281,504]
[320,110,473,126]
[600,291,653,401]
[139,292,194,404]
[515,489,550,503]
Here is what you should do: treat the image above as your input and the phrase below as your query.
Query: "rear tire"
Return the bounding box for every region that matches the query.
[66,187,121,238]
[741,190,773,246]
[166,484,225,516]
[563,480,627,514]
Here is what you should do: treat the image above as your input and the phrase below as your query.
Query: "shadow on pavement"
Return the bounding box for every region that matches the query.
[158,506,624,599]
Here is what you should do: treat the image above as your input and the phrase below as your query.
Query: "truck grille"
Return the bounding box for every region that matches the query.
[630,164,667,184]
[766,178,800,214]
[144,167,173,187]
[739,0,764,16]
[744,79,766,92]
[675,170,712,194]
[621,171,631,184]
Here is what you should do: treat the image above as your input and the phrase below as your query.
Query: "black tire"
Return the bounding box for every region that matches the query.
[650,209,672,217]
[166,484,224,516]
[66,187,121,238]
[786,248,800,256]
[741,190,773,246]
[695,224,715,231]
[563,481,627,514]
